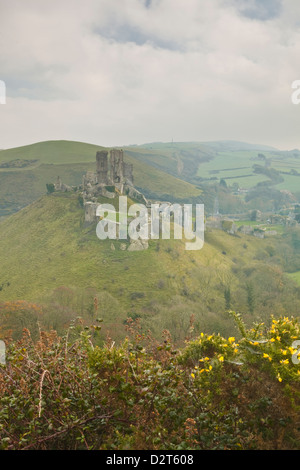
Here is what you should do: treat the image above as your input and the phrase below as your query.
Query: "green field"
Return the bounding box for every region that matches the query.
[288,271,300,286]
[196,148,300,192]
[197,150,271,187]
[234,220,286,234]
[274,175,300,193]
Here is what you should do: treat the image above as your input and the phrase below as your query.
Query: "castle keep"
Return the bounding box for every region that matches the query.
[81,149,147,224]
[82,149,135,197]
[94,149,133,187]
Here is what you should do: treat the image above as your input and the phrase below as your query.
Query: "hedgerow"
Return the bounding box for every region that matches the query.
[0,313,299,450]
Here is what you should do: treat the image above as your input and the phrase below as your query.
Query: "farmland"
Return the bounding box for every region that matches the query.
[196,149,300,192]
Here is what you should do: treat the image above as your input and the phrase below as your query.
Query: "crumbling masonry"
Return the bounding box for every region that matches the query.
[82,149,135,201]
[82,149,147,224]
[93,149,134,188]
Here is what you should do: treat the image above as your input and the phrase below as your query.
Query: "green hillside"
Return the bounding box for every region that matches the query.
[0,140,105,165]
[124,141,217,182]
[0,192,299,342]
[0,140,201,218]
[125,140,277,184]
[128,141,300,194]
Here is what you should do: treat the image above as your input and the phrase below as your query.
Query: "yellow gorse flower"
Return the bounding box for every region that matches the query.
[280,359,289,365]
[263,353,272,361]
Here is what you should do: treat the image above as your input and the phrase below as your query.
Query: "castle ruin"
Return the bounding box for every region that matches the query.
[81,149,137,204]
[53,148,148,246]
[82,149,147,219]
[82,149,149,250]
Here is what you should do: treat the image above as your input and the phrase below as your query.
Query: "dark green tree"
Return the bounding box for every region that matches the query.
[246,283,255,315]
[224,287,231,310]
[46,183,55,194]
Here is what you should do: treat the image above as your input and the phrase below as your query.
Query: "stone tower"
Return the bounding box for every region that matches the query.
[96,151,109,184]
[110,149,124,183]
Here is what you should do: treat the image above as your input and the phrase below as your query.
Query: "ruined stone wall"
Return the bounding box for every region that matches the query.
[96,151,109,184]
[110,149,124,184]
[83,171,98,189]
[84,201,99,223]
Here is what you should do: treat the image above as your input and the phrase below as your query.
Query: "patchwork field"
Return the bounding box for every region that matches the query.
[196,148,300,192]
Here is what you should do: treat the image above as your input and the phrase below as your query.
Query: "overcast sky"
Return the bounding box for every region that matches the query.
[0,0,300,150]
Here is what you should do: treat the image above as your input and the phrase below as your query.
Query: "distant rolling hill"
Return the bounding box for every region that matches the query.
[1,139,299,220]
[200,140,278,152]
[0,140,201,218]
[127,141,300,194]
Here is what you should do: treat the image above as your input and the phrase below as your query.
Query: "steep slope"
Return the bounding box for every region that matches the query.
[0,192,299,341]
[124,141,217,183]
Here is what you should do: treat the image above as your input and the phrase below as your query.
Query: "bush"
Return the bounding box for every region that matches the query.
[78,194,84,208]
[46,183,55,194]
[0,313,299,450]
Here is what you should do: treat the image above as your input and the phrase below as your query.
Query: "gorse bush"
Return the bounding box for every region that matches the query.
[0,313,299,450]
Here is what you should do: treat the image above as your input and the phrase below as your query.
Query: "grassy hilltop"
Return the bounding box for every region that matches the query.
[0,140,201,218]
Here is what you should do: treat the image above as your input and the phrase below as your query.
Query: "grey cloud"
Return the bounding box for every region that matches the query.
[1,64,75,101]
[94,24,182,51]
[4,80,75,101]
[138,0,159,8]
[235,0,282,21]
[0,0,299,151]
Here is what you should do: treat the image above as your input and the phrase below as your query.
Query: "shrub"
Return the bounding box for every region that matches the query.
[0,313,299,450]
[46,183,55,194]
[130,292,145,300]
